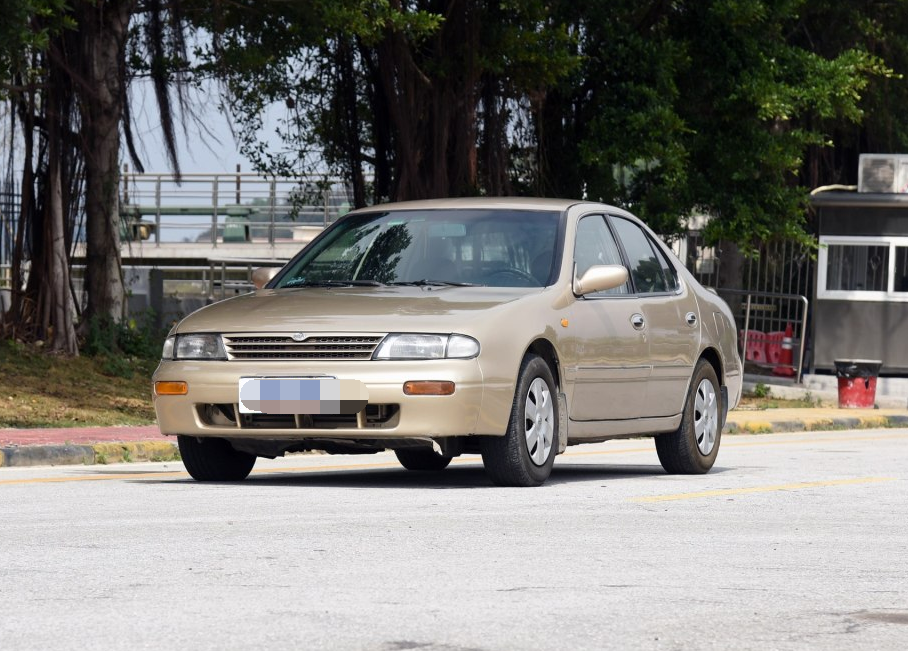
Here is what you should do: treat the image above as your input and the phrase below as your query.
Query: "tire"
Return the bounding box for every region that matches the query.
[655,359,722,474]
[178,435,257,481]
[480,354,558,487]
[394,448,453,471]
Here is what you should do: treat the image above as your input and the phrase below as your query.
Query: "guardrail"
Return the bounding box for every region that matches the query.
[715,288,809,384]
[119,171,355,247]
[207,257,288,301]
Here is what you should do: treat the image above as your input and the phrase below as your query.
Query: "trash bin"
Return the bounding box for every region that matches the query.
[834,359,882,408]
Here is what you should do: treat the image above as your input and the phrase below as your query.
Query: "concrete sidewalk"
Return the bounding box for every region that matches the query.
[2,405,907,468]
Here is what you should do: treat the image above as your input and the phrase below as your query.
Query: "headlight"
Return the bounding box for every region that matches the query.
[373,334,480,360]
[165,334,227,360]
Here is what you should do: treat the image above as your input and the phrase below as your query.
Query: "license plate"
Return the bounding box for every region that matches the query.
[238,377,368,415]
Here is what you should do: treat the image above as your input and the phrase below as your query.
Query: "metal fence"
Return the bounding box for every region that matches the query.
[717,289,809,383]
[670,232,814,381]
[0,182,18,294]
[119,170,356,246]
[671,232,814,297]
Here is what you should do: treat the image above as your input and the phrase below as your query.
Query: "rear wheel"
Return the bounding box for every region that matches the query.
[178,436,256,481]
[655,359,722,474]
[480,354,558,487]
[394,448,453,471]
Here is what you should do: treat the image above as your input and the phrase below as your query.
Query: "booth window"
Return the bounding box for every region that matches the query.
[825,244,889,291]
[818,236,908,302]
[897,247,908,292]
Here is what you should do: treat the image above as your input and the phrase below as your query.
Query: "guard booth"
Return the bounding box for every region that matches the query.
[809,154,908,374]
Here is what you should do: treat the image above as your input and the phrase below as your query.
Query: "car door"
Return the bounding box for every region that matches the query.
[566,214,651,421]
[609,215,700,417]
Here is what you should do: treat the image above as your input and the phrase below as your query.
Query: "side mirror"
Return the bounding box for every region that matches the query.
[252,266,280,290]
[573,264,628,296]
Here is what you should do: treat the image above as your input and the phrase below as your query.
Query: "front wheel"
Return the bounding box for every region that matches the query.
[655,359,722,474]
[178,436,256,481]
[480,354,558,486]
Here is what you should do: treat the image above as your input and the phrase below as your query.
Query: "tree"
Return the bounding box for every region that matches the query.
[534,0,891,250]
[1,0,79,354]
[194,0,577,204]
[76,0,135,329]
[1,0,192,351]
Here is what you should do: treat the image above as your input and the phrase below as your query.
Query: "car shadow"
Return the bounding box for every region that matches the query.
[128,460,731,489]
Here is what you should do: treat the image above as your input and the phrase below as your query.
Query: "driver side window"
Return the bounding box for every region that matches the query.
[574,215,629,296]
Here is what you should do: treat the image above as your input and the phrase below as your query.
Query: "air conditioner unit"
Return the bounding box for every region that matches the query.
[858,154,908,193]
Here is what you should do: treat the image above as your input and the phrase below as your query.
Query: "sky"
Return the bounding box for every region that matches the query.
[129,79,283,176]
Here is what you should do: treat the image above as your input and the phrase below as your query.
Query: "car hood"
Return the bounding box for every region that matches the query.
[174,286,536,334]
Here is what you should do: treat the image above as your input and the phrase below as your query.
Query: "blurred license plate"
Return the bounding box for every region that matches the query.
[238,377,368,415]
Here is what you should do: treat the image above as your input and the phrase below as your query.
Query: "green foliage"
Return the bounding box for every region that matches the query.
[81,311,167,378]
[752,382,771,399]
[190,0,578,202]
[0,0,74,96]
[175,0,908,247]
[535,0,899,246]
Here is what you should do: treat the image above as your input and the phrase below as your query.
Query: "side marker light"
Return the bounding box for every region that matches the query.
[155,381,188,396]
[403,381,455,396]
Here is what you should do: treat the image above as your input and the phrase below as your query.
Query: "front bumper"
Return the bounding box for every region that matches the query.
[152,358,504,440]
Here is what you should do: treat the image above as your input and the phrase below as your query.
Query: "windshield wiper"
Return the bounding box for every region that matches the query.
[390,279,483,287]
[281,279,385,288]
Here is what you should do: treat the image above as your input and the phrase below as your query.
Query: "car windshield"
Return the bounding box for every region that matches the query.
[275,209,561,288]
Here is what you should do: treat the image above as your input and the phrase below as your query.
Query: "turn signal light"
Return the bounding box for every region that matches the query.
[403,381,455,396]
[155,381,188,396]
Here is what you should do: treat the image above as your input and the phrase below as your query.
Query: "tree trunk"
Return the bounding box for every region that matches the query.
[46,106,78,355]
[78,0,134,327]
[376,0,482,201]
[336,37,366,209]
[8,85,36,333]
[717,239,746,319]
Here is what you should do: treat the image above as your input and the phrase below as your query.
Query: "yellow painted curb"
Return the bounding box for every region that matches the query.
[739,421,773,434]
[856,416,890,428]
[91,441,179,464]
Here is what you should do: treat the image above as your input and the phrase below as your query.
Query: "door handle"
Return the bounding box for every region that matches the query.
[686,312,698,326]
[631,314,645,330]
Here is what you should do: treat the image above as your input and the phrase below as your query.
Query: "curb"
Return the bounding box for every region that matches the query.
[0,440,179,468]
[726,414,908,435]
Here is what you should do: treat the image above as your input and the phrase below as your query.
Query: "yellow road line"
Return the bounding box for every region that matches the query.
[0,471,187,485]
[631,477,897,503]
[723,432,908,448]
[0,460,405,486]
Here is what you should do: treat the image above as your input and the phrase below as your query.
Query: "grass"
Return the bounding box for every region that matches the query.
[0,340,157,429]
[737,394,832,410]
[738,381,834,410]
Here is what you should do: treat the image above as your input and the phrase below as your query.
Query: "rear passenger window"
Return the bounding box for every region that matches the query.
[610,217,677,294]
[654,244,680,292]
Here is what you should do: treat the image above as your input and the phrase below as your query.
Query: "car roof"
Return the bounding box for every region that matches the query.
[350,196,606,213]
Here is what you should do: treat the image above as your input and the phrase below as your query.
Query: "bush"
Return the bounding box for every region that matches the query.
[82,311,167,377]
[752,382,771,399]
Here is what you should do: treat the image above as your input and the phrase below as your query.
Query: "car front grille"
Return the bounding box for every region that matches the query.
[223,334,386,361]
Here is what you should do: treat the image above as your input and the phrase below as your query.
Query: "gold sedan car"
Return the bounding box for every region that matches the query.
[153,198,742,486]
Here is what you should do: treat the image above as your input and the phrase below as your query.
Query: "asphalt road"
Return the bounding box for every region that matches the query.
[1,429,907,651]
